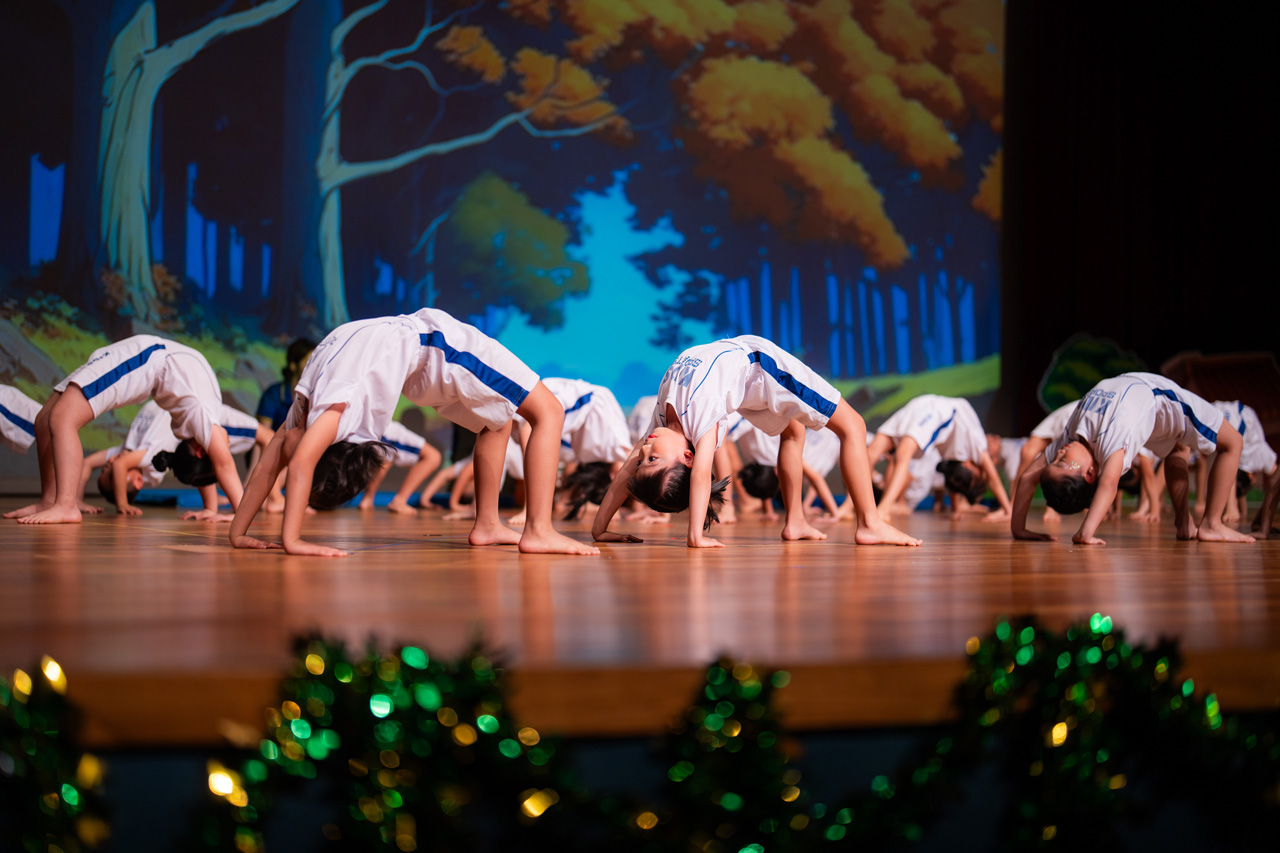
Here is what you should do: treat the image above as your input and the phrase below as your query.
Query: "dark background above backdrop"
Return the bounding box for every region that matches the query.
[997,0,1280,434]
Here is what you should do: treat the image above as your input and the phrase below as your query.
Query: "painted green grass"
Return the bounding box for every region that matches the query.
[831,354,1001,420]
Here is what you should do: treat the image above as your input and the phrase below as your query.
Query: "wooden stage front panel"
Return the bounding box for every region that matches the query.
[1,499,1278,746]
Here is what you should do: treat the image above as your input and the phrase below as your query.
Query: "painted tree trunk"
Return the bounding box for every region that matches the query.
[316,50,349,329]
[96,0,302,321]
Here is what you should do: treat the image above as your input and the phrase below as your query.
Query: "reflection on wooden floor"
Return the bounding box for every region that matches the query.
[1,498,1277,746]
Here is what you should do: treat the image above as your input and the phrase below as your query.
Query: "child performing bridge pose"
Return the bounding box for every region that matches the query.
[592,335,921,549]
[229,308,598,557]
[1011,372,1255,545]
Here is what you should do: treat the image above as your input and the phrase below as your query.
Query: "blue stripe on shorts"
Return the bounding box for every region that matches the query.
[1152,388,1218,445]
[922,410,957,452]
[747,351,838,419]
[223,426,257,439]
[419,332,530,407]
[565,392,593,414]
[79,343,167,400]
[380,437,420,455]
[0,403,35,437]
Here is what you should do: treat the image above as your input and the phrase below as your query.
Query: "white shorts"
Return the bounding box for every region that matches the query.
[405,309,541,435]
[565,387,631,465]
[220,405,261,456]
[878,396,953,458]
[0,384,41,453]
[380,421,428,468]
[734,336,841,435]
[55,336,221,450]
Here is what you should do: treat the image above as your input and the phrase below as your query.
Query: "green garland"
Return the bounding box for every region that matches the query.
[4,615,1277,851]
[0,657,109,852]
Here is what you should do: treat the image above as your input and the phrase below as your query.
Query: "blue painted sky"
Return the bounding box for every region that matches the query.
[497,168,713,408]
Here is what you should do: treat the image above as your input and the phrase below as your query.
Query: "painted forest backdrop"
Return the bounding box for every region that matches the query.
[0,0,1002,444]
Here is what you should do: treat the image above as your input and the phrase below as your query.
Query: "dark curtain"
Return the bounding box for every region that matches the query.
[995,1,1279,433]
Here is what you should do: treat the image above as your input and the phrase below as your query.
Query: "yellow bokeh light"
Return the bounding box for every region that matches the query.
[521,788,559,818]
[790,814,810,830]
[517,727,540,746]
[782,769,801,785]
[1042,825,1057,840]
[636,811,659,830]
[228,787,250,807]
[396,837,417,852]
[12,669,32,700]
[453,723,478,746]
[209,771,235,796]
[76,815,111,846]
[781,785,800,802]
[281,701,301,721]
[40,656,67,694]
[1050,723,1067,746]
[1108,774,1127,790]
[965,636,981,655]
[731,663,754,680]
[437,707,458,727]
[305,654,325,675]
[722,720,742,737]
[76,754,104,789]
[379,750,401,769]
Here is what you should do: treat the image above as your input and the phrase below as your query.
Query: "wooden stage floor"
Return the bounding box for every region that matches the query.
[1,498,1278,747]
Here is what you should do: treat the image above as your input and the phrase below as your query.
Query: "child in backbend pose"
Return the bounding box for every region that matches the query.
[80,400,277,521]
[5,335,241,525]
[505,377,633,524]
[867,394,1013,522]
[1194,400,1278,530]
[592,335,920,549]
[356,419,444,515]
[229,308,597,557]
[1011,372,1255,545]
[731,419,845,520]
[1,384,41,456]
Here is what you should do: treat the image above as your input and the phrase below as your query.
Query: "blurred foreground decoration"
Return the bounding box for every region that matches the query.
[0,657,109,852]
[5,613,1278,851]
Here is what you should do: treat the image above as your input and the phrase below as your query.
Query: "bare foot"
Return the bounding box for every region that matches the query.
[357,500,376,511]
[469,520,521,546]
[719,505,738,524]
[855,517,922,546]
[444,507,476,521]
[508,510,527,526]
[761,510,780,522]
[1042,507,1061,523]
[781,521,828,541]
[265,499,285,514]
[5,502,50,519]
[518,525,600,555]
[1196,521,1255,543]
[1192,501,1206,518]
[386,501,418,516]
[1176,518,1198,541]
[1130,511,1161,525]
[17,505,82,525]
[77,500,103,515]
[1224,508,1241,524]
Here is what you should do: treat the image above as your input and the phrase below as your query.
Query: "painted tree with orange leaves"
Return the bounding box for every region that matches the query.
[314,0,629,327]
[510,0,1004,267]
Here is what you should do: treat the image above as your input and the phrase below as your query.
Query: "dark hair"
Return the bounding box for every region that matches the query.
[628,465,730,530]
[1117,467,1141,496]
[153,443,217,486]
[561,462,613,520]
[310,441,391,510]
[937,460,985,504]
[1236,469,1253,499]
[738,463,780,499]
[1040,471,1096,515]
[283,338,316,382]
[97,469,138,504]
